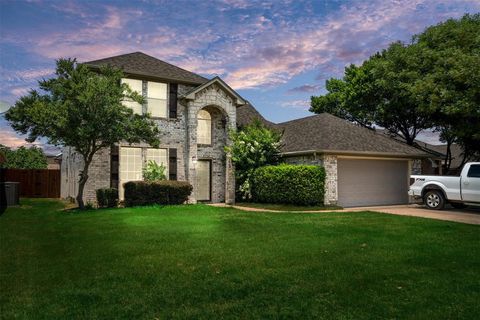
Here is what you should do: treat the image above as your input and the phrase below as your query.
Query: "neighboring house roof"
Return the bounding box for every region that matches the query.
[180,77,246,106]
[420,143,464,168]
[84,52,208,85]
[377,129,445,158]
[278,113,434,158]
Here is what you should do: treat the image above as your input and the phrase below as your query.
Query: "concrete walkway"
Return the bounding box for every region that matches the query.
[211,203,480,225]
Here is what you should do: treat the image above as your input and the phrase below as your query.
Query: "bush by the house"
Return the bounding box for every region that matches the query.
[124,181,193,207]
[252,164,325,205]
[143,160,167,182]
[96,188,118,208]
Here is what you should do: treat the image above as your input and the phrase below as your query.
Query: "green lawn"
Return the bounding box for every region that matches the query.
[1,199,479,319]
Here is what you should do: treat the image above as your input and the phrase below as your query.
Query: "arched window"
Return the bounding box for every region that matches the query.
[197,109,212,145]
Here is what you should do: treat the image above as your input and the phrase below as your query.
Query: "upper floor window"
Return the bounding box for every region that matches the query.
[121,78,143,115]
[147,81,168,118]
[197,109,212,145]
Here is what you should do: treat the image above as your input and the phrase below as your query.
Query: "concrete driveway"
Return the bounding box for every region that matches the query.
[218,203,480,225]
[346,204,480,225]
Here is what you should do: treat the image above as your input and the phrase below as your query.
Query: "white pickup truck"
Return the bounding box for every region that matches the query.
[409,162,480,210]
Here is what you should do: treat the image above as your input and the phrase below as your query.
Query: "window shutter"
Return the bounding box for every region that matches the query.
[110,145,119,189]
[169,148,177,180]
[169,83,178,119]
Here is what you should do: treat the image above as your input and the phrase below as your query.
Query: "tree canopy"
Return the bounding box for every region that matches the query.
[310,14,480,168]
[5,58,160,208]
[0,145,48,169]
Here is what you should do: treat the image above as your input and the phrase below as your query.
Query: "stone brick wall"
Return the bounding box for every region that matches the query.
[60,82,236,204]
[322,155,338,205]
[61,146,111,203]
[185,83,237,204]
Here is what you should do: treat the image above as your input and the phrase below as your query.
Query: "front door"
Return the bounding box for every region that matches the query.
[196,160,211,201]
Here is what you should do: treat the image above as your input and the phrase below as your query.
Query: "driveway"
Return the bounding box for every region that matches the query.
[218,203,480,225]
[347,204,480,225]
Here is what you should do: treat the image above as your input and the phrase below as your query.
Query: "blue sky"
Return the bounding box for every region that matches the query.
[1,0,479,152]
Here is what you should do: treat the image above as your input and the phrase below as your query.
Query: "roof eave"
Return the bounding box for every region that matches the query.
[281,149,439,159]
[180,77,246,106]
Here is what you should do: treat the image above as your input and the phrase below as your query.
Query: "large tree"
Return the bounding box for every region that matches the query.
[311,14,480,161]
[6,59,160,208]
[413,14,480,168]
[311,41,432,145]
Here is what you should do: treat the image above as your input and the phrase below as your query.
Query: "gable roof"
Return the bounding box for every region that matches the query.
[180,76,246,106]
[84,52,208,85]
[278,113,435,158]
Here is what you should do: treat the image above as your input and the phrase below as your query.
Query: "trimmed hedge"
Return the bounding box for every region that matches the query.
[124,180,193,207]
[252,164,325,205]
[96,188,118,208]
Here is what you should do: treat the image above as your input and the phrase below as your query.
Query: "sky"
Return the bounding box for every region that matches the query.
[1,0,479,153]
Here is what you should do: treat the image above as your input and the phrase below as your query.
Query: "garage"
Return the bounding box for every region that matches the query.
[337,158,409,207]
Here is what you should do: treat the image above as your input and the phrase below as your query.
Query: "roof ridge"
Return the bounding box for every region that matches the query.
[133,52,209,81]
[277,113,327,125]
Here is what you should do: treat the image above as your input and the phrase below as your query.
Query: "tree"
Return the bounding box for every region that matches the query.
[311,42,432,145]
[311,14,480,156]
[225,120,282,200]
[413,14,480,167]
[0,145,48,169]
[5,58,160,209]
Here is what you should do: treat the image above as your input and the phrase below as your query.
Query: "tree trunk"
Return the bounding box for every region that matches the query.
[76,158,91,209]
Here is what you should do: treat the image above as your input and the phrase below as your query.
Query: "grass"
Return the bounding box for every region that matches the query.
[1,199,479,319]
[235,202,342,211]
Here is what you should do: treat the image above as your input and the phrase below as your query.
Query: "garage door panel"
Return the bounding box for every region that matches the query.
[338,159,408,207]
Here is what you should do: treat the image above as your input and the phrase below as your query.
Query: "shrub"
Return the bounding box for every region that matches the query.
[252,164,325,205]
[143,160,167,182]
[225,120,282,201]
[96,188,118,208]
[124,180,193,207]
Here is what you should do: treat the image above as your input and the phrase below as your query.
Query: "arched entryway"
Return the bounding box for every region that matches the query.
[195,105,228,202]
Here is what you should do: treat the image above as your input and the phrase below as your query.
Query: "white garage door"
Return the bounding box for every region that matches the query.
[337,159,409,207]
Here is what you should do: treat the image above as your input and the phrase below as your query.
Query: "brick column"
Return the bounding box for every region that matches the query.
[323,155,338,205]
[186,101,198,204]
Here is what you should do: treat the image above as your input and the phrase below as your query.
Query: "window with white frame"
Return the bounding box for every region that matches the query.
[197,109,212,145]
[121,78,143,115]
[119,147,143,199]
[146,148,168,176]
[147,81,168,118]
[118,147,169,199]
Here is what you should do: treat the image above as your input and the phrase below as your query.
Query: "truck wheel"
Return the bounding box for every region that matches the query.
[424,190,445,210]
[451,202,466,209]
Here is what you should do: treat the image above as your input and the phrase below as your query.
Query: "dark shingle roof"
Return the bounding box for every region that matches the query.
[236,103,277,129]
[84,52,208,85]
[278,113,433,157]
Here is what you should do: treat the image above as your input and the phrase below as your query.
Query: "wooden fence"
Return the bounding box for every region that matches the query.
[0,169,61,198]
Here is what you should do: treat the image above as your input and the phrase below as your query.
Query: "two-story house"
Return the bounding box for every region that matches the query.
[61,52,244,204]
[61,52,440,207]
